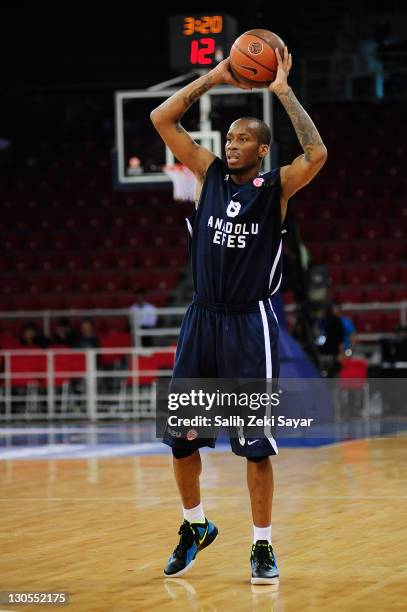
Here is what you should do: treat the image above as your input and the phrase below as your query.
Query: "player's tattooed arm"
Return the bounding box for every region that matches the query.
[182,79,213,112]
[278,89,327,202]
[274,87,326,162]
[150,58,248,179]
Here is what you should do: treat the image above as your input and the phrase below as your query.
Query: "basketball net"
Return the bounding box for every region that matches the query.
[163,164,196,202]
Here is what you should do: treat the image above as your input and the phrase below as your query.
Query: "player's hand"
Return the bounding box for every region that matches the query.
[211,58,252,90]
[268,46,292,94]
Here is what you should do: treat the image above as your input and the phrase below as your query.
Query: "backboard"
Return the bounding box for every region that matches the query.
[114,85,274,189]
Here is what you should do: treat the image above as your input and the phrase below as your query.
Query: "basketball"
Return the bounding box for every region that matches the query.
[230,29,286,88]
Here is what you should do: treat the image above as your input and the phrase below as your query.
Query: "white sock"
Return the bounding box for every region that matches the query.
[253,524,272,543]
[183,503,205,524]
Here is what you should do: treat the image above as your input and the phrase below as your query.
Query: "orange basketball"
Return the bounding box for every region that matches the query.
[230,29,285,88]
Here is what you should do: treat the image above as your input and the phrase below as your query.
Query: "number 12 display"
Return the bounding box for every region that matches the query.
[169,14,237,72]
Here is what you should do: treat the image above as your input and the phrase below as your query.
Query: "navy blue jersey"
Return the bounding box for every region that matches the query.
[187,156,282,304]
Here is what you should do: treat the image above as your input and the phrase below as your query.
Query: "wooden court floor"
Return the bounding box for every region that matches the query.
[0,435,406,612]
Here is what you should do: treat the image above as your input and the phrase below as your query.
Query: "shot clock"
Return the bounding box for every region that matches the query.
[169,14,237,72]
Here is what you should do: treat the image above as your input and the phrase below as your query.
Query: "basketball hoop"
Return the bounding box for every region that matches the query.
[163,164,196,202]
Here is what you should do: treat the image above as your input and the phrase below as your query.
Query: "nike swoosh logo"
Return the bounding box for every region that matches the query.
[247,440,259,446]
[199,525,208,544]
[238,65,258,75]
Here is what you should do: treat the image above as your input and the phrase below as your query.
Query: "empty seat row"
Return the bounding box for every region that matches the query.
[302,220,407,242]
[0,290,170,313]
[328,265,407,286]
[0,270,180,296]
[1,228,189,251]
[308,241,407,265]
[0,248,187,273]
[2,207,190,230]
[332,286,407,303]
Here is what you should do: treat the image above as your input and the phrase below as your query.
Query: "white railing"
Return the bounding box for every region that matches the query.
[0,301,405,343]
[0,347,175,422]
[1,302,405,422]
[0,307,187,345]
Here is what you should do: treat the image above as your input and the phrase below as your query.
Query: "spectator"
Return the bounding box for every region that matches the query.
[19,321,49,348]
[126,155,144,176]
[333,304,357,357]
[314,304,344,376]
[130,291,158,347]
[381,324,407,363]
[51,317,76,347]
[75,318,100,349]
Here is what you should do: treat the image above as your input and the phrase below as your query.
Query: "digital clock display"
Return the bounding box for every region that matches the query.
[170,13,237,71]
[183,16,223,35]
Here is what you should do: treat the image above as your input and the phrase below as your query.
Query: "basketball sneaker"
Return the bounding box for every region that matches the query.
[250,540,279,585]
[164,518,218,577]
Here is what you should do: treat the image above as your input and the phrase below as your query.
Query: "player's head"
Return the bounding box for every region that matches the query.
[225,117,271,175]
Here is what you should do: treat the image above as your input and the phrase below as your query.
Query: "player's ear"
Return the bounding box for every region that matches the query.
[258,144,269,159]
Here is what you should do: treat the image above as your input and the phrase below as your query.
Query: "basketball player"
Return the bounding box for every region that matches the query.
[151,47,327,584]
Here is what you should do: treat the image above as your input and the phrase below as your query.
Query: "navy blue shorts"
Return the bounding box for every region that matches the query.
[163,296,280,458]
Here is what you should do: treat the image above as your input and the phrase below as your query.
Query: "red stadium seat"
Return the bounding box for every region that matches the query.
[98,273,127,293]
[63,253,86,271]
[153,270,179,292]
[14,254,37,272]
[334,222,359,241]
[12,295,41,310]
[122,354,158,388]
[364,288,393,302]
[333,287,363,303]
[165,247,188,268]
[54,352,87,387]
[154,349,176,370]
[351,243,378,264]
[10,352,47,387]
[401,268,407,284]
[374,265,400,285]
[61,294,91,309]
[324,243,351,264]
[37,294,64,310]
[1,278,23,295]
[27,276,49,294]
[392,288,407,302]
[378,242,406,262]
[358,312,384,333]
[36,254,62,272]
[383,311,401,332]
[114,252,137,270]
[307,243,324,263]
[360,222,384,241]
[115,293,136,309]
[4,233,22,251]
[53,234,73,250]
[0,333,21,350]
[328,265,344,285]
[344,266,372,285]
[339,357,368,390]
[125,270,151,291]
[137,250,162,269]
[47,274,74,294]
[301,221,332,242]
[122,229,146,249]
[88,293,117,309]
[144,292,169,307]
[99,331,132,367]
[387,221,407,241]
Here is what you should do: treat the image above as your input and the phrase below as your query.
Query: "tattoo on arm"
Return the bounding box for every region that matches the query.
[278,88,324,161]
[174,78,213,131]
[183,78,213,110]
